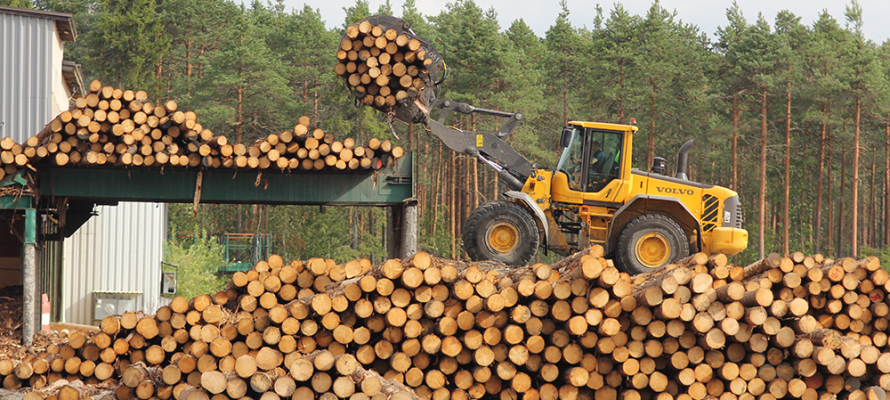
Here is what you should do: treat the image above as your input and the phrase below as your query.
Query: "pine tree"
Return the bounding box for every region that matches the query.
[589,4,644,125]
[843,0,883,257]
[91,0,170,96]
[401,0,434,41]
[543,1,588,126]
[192,4,292,144]
[342,0,371,29]
[774,10,808,255]
[807,11,848,255]
[732,14,783,258]
[715,2,749,193]
[637,1,710,171]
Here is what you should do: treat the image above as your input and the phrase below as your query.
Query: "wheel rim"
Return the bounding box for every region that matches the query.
[486,222,520,254]
[635,232,670,268]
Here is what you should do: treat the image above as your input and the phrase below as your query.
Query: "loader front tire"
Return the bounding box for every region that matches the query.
[462,200,540,266]
[616,213,689,275]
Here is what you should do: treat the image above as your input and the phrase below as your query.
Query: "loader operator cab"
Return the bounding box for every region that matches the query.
[557,126,623,194]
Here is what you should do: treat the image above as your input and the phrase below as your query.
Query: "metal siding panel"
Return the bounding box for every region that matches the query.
[62,202,167,325]
[0,14,53,143]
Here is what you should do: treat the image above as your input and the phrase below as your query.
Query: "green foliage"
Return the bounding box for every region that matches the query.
[0,0,33,8]
[163,231,228,300]
[90,0,169,95]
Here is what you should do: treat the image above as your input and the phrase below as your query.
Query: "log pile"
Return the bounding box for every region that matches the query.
[334,17,441,123]
[3,249,890,400]
[0,81,404,180]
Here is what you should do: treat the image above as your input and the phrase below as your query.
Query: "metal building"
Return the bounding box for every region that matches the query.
[0,6,78,142]
[0,5,168,328]
[62,202,169,324]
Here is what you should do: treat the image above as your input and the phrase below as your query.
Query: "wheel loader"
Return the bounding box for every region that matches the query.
[341,16,749,274]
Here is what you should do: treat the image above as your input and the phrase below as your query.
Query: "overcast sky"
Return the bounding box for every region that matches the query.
[261,0,890,44]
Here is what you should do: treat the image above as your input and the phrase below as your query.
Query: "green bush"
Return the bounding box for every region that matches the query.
[163,231,228,300]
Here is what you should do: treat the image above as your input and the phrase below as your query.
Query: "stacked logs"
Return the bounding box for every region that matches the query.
[334,19,435,114]
[3,249,890,400]
[0,81,404,179]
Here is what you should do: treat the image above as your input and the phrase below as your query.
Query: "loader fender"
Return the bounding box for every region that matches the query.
[503,191,549,246]
[606,195,701,255]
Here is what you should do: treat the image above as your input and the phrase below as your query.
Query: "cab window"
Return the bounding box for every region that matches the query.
[587,130,622,193]
[556,127,584,189]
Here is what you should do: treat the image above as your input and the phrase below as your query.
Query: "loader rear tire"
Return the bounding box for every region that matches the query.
[616,213,689,275]
[462,200,540,266]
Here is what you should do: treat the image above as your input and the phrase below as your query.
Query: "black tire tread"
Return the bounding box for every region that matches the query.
[462,200,540,266]
[616,213,689,275]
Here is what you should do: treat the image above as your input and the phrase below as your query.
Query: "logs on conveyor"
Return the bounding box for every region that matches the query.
[3,248,890,400]
[335,15,444,124]
[0,81,404,180]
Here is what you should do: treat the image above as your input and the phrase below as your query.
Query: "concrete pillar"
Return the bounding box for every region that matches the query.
[401,199,417,259]
[386,206,398,259]
[22,207,37,346]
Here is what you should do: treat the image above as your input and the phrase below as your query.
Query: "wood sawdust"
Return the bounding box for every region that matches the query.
[0,286,67,360]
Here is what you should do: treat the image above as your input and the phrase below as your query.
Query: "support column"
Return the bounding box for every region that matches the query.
[401,199,417,259]
[385,206,400,259]
[22,207,37,346]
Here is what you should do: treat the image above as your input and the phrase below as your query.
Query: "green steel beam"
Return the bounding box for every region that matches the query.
[24,208,36,244]
[0,195,33,209]
[38,153,414,206]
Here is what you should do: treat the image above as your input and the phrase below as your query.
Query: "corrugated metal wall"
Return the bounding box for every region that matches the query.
[0,13,53,142]
[62,202,169,325]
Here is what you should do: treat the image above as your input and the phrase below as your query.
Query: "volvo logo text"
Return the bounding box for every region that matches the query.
[656,187,693,195]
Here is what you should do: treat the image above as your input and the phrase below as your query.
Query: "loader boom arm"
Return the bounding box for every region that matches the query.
[424,99,535,191]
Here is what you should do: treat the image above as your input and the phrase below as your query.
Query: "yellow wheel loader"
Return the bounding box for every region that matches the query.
[423,101,748,274]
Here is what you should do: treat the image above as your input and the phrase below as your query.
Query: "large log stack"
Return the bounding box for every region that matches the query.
[2,249,890,400]
[0,81,404,180]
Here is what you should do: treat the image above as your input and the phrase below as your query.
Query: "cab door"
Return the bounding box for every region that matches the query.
[581,129,626,206]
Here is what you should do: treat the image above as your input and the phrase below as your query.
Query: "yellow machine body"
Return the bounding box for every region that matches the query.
[517,121,748,258]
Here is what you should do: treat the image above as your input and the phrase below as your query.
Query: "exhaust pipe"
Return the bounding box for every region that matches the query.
[675,139,694,181]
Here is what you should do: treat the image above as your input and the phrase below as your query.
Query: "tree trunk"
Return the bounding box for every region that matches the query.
[759,87,768,259]
[648,89,656,171]
[732,95,739,191]
[839,149,846,257]
[236,204,242,233]
[815,104,827,254]
[783,75,791,255]
[185,40,193,79]
[563,57,569,126]
[852,95,861,257]
[450,150,457,259]
[472,114,479,209]
[870,155,876,247]
[433,143,442,238]
[827,130,833,256]
[236,83,243,144]
[885,122,889,245]
[618,59,626,125]
[351,207,359,250]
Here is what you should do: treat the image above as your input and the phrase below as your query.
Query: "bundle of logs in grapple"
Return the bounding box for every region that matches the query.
[3,248,890,400]
[0,80,404,180]
[334,20,433,112]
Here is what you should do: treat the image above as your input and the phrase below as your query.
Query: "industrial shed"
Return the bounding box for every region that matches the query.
[0,5,168,332]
